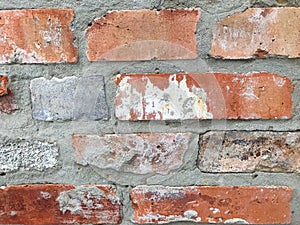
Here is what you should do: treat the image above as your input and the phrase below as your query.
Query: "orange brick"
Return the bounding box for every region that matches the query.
[0,9,78,63]
[86,9,200,61]
[0,184,122,224]
[131,186,292,224]
[210,7,300,59]
[0,76,8,96]
[115,72,293,120]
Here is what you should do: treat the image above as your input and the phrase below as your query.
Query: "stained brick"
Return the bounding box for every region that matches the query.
[73,133,191,175]
[198,131,300,173]
[131,186,292,224]
[86,9,200,61]
[0,184,121,224]
[0,76,8,96]
[210,7,300,59]
[0,139,59,173]
[0,76,15,114]
[0,9,78,64]
[30,76,108,121]
[115,72,293,120]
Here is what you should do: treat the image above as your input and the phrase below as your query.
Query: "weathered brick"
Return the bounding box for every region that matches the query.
[0,76,16,114]
[131,186,292,224]
[198,131,300,173]
[210,7,300,59]
[30,76,108,121]
[73,133,191,175]
[86,9,200,61]
[0,89,15,114]
[0,184,122,224]
[115,72,293,120]
[0,76,8,96]
[0,139,58,173]
[0,9,78,64]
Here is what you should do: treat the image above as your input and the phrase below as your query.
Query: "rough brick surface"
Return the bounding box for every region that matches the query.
[0,139,58,173]
[115,72,293,120]
[0,76,15,114]
[210,7,300,59]
[86,9,200,61]
[0,9,78,63]
[0,184,122,224]
[198,131,300,173]
[0,76,8,96]
[30,76,108,121]
[73,133,191,175]
[131,186,292,224]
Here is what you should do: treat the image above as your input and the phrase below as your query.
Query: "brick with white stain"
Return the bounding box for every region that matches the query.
[0,184,122,224]
[131,186,292,224]
[210,7,300,59]
[115,72,293,120]
[73,133,192,175]
[0,9,78,64]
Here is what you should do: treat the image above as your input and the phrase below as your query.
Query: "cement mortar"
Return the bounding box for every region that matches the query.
[0,0,299,225]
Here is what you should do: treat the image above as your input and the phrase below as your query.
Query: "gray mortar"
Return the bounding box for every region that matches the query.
[0,0,299,225]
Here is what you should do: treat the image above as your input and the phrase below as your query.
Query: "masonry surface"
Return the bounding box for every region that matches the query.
[0,0,299,225]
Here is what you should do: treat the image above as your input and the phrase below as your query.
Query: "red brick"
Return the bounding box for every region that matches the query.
[0,9,78,64]
[0,76,8,96]
[73,133,192,175]
[0,184,122,224]
[0,76,15,114]
[115,72,293,120]
[86,9,199,61]
[210,7,300,59]
[131,186,292,224]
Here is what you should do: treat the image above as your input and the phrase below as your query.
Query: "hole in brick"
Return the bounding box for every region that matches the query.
[156,145,161,149]
[252,174,258,179]
[0,172,6,176]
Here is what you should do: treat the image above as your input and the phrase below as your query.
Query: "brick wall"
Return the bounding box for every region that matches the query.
[0,0,299,224]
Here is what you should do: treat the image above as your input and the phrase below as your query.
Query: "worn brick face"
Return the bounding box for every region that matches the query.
[115,72,293,120]
[131,186,292,224]
[0,76,15,114]
[0,9,78,63]
[210,7,300,59]
[0,139,59,173]
[73,133,191,175]
[0,184,122,224]
[198,131,300,173]
[86,9,200,61]
[0,76,8,96]
[30,76,108,121]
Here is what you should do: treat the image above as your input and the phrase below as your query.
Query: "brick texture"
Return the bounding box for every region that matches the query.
[198,131,300,172]
[210,7,300,59]
[73,133,191,175]
[30,76,108,121]
[115,72,293,120]
[131,186,292,224]
[86,9,200,61]
[0,139,59,173]
[0,9,78,64]
[0,184,122,224]
[0,76,15,114]
[0,76,8,96]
